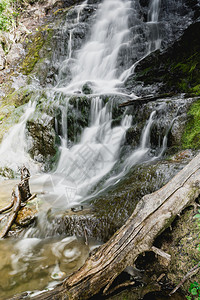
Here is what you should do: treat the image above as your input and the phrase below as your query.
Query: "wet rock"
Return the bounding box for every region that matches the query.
[134,22,200,95]
[0,167,15,179]
[82,82,93,95]
[44,207,112,242]
[15,205,37,227]
[26,115,58,171]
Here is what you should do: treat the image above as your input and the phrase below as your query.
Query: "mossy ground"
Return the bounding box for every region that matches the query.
[182,98,200,149]
[156,206,200,296]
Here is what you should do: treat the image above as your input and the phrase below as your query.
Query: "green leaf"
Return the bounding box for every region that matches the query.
[191,288,198,295]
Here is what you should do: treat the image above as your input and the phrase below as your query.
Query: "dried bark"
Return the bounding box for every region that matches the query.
[24,152,200,300]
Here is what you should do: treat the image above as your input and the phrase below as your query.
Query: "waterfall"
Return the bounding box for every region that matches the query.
[147,0,161,52]
[0,0,166,206]
[148,0,161,22]
[34,98,132,208]
[57,0,131,94]
[140,111,156,149]
[0,102,39,174]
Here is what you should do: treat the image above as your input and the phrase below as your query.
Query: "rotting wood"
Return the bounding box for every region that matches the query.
[151,246,171,262]
[20,151,200,300]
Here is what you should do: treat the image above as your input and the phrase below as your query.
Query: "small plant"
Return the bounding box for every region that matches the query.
[186,281,200,300]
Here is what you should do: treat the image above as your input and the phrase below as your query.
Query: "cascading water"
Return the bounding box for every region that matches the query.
[0,102,39,174]
[57,0,132,94]
[147,0,161,52]
[0,0,167,206]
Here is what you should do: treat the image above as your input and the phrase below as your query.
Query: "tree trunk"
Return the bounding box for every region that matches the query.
[13,153,200,300]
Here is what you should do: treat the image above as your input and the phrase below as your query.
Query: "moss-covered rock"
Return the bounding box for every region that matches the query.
[20,31,45,75]
[182,98,200,149]
[91,157,190,240]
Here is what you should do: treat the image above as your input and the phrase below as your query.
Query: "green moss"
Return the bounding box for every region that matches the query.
[182,99,200,149]
[3,87,33,107]
[135,23,200,95]
[20,31,45,75]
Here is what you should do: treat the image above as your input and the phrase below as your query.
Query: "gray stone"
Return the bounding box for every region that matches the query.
[6,43,24,67]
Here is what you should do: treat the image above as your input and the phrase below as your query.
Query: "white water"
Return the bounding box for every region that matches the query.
[147,0,161,52]
[98,111,157,191]
[57,0,131,94]
[0,102,39,174]
[32,97,132,208]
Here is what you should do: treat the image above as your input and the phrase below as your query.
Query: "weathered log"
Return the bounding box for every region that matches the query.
[23,152,200,300]
[0,185,21,238]
[119,92,199,107]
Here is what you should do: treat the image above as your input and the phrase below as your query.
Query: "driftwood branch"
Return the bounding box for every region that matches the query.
[0,185,21,238]
[0,167,33,238]
[24,152,200,300]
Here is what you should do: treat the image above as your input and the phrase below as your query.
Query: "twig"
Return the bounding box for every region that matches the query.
[169,262,200,296]
[104,281,135,296]
[26,193,37,202]
[84,228,88,246]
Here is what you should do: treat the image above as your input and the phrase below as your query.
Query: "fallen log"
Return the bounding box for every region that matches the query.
[119,92,175,107]
[119,92,198,107]
[23,151,200,300]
